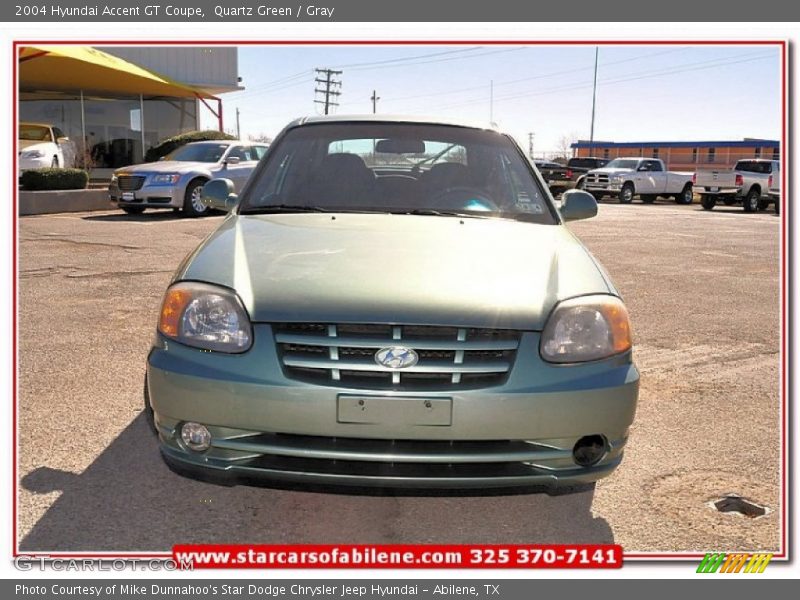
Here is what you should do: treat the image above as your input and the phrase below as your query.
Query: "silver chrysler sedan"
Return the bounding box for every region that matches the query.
[146,115,639,491]
[109,140,268,217]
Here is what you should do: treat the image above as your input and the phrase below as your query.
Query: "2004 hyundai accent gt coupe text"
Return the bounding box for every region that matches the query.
[146,115,639,491]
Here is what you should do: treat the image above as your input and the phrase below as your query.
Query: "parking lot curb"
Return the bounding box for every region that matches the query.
[19,188,113,215]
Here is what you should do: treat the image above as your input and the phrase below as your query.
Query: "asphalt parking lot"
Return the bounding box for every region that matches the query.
[17,201,781,554]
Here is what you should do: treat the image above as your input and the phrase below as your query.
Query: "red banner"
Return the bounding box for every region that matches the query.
[172,544,622,569]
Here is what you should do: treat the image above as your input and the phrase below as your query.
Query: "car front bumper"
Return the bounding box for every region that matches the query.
[147,327,639,489]
[109,180,184,208]
[584,183,622,195]
[18,156,53,174]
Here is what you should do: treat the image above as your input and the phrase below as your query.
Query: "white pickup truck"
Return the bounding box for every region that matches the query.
[583,157,694,204]
[694,159,780,213]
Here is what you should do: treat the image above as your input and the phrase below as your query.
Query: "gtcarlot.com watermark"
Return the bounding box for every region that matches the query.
[14,556,191,572]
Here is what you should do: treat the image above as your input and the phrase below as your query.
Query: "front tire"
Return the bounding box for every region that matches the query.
[676,184,693,205]
[701,195,716,210]
[775,200,780,215]
[182,178,210,217]
[743,188,760,213]
[121,206,145,215]
[618,183,635,204]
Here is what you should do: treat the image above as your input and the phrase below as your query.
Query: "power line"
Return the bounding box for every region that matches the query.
[339,47,689,108]
[331,47,484,70]
[338,46,527,73]
[315,68,342,115]
[429,51,774,113]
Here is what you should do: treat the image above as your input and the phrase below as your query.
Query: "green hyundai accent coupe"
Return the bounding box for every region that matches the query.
[146,115,639,490]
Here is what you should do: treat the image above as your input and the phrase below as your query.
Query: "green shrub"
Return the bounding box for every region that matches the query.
[20,168,89,191]
[145,130,236,162]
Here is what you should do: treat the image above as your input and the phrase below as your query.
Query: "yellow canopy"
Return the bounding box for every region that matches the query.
[19,45,218,100]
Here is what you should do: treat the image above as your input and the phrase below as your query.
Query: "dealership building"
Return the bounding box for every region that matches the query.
[18,45,242,177]
[571,139,780,171]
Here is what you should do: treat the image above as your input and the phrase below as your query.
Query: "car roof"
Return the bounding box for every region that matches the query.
[285,114,500,133]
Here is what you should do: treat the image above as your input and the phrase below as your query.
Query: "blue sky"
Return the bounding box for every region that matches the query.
[201,45,781,155]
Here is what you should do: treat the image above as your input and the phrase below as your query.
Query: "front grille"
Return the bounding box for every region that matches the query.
[274,323,521,390]
[117,175,146,191]
[585,173,609,185]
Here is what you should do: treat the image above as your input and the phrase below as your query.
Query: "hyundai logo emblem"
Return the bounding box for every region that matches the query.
[374,346,419,369]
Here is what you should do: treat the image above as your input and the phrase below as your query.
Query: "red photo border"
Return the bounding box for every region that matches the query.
[11,39,789,563]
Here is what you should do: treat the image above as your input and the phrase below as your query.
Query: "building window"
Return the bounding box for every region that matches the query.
[707,148,716,163]
[692,148,698,163]
[754,147,761,158]
[603,148,609,159]
[773,148,780,161]
[652,148,659,159]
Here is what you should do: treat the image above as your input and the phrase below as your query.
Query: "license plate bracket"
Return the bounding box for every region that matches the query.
[337,395,452,426]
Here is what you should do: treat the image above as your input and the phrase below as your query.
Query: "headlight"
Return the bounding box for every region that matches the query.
[540,295,632,363]
[151,173,181,185]
[110,173,118,183]
[158,282,252,353]
[21,149,45,158]
[610,175,625,183]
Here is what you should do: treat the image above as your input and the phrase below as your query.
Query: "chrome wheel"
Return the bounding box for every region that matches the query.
[191,184,206,213]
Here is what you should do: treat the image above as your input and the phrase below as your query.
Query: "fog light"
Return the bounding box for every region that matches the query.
[572,435,607,467]
[181,422,211,452]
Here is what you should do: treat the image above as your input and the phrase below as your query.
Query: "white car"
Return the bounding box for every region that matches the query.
[18,122,76,174]
[109,140,269,216]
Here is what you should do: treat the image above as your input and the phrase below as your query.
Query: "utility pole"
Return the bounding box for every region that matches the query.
[314,68,342,115]
[528,132,535,159]
[589,47,599,155]
[235,107,241,139]
[370,90,380,114]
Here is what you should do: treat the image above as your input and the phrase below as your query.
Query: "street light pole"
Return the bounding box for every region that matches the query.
[589,47,599,155]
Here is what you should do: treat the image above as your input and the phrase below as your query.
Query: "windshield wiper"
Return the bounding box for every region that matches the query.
[240,205,398,216]
[239,204,334,214]
[396,209,492,219]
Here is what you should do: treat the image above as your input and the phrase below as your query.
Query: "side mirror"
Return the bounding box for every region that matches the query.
[201,178,238,212]
[637,165,649,171]
[224,156,241,165]
[56,136,70,144]
[560,189,598,222]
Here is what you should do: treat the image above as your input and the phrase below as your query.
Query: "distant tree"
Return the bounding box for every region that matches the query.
[248,132,274,144]
[556,132,579,161]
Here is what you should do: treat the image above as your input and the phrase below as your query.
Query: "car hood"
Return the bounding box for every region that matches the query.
[117,161,215,174]
[588,167,635,176]
[176,213,614,330]
[19,140,53,152]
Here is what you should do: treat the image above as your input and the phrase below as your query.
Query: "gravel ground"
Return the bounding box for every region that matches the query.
[16,201,782,554]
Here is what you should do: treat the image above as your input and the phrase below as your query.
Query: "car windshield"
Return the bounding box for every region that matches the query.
[166,142,230,162]
[19,124,52,142]
[604,159,640,169]
[241,122,556,224]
